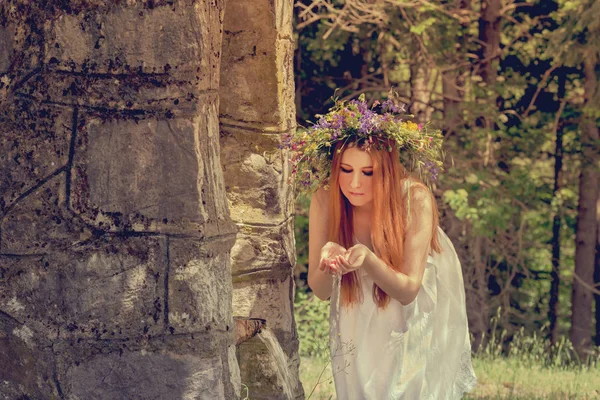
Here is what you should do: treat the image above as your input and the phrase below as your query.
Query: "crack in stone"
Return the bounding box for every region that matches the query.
[0,253,48,257]
[219,119,292,135]
[50,69,170,79]
[15,92,153,117]
[11,66,42,95]
[53,370,66,400]
[231,262,292,278]
[0,166,68,219]
[231,266,274,278]
[234,215,294,229]
[64,105,78,209]
[0,309,23,329]
[164,235,170,328]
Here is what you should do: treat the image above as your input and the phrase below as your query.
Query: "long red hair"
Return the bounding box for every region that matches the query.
[328,140,441,308]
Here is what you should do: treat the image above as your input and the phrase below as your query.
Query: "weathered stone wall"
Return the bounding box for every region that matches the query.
[220,0,302,398]
[1,1,241,399]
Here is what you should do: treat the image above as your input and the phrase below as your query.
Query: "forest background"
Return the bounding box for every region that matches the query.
[290,0,600,397]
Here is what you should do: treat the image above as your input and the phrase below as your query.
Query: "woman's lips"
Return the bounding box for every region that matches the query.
[349,192,364,196]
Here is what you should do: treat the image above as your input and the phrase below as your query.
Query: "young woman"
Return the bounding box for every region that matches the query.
[286,95,477,399]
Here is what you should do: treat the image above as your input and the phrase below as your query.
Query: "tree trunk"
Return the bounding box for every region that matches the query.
[410,48,432,125]
[549,77,567,345]
[442,69,464,134]
[477,0,501,85]
[570,58,600,359]
[549,128,564,345]
[595,196,600,346]
[442,0,470,135]
[469,233,489,351]
[477,0,501,166]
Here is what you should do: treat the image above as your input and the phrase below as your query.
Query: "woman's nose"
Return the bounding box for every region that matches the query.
[350,173,361,189]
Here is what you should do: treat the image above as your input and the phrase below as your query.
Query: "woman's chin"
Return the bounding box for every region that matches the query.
[345,197,372,208]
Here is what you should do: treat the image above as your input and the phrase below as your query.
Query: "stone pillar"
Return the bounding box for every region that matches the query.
[219,1,302,398]
[0,2,240,399]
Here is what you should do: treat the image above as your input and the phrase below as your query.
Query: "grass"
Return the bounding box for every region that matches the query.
[295,296,600,399]
[299,356,600,400]
[300,356,336,400]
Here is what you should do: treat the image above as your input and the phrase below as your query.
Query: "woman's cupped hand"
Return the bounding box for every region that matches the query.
[319,242,371,275]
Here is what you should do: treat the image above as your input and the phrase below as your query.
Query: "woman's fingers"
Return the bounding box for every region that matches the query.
[335,256,347,274]
[319,257,338,275]
[318,241,351,275]
[329,260,340,275]
[340,253,353,265]
[334,255,351,274]
[345,247,362,266]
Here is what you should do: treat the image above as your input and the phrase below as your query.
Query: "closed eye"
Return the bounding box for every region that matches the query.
[341,167,373,176]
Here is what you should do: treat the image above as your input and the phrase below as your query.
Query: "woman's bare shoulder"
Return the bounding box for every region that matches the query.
[402,178,433,212]
[402,178,430,196]
[310,186,330,210]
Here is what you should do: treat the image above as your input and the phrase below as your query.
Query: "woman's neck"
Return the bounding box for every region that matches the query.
[353,204,373,220]
[352,207,372,231]
[353,199,373,214]
[352,207,373,249]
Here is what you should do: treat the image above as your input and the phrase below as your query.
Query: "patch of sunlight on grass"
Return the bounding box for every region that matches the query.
[300,356,600,400]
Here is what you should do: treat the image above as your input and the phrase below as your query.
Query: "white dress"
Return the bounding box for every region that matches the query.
[329,227,477,400]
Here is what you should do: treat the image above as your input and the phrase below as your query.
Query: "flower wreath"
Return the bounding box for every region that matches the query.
[283,93,444,193]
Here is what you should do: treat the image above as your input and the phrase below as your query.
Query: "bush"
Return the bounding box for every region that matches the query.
[295,291,331,360]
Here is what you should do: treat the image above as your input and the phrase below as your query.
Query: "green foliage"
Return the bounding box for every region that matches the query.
[409,16,437,35]
[294,194,311,292]
[295,0,599,356]
[294,291,331,361]
[443,188,480,225]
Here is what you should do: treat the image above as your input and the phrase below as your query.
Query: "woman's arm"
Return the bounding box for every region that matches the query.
[361,184,434,305]
[307,188,334,300]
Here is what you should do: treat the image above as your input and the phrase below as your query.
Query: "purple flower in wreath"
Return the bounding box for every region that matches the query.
[334,114,344,128]
[423,160,440,181]
[382,99,406,114]
[358,109,377,135]
[350,98,369,114]
[314,116,331,129]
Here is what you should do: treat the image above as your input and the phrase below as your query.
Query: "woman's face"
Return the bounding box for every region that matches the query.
[338,146,374,208]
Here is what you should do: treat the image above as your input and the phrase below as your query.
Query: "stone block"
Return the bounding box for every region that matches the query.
[45,2,223,90]
[63,350,226,399]
[0,338,55,399]
[230,219,295,280]
[0,105,72,217]
[224,0,293,38]
[275,37,296,129]
[0,236,166,341]
[220,130,294,225]
[86,117,201,218]
[0,23,15,74]
[220,1,295,131]
[70,98,234,237]
[167,235,235,334]
[232,276,294,335]
[0,176,93,254]
[233,274,303,399]
[26,71,199,113]
[237,335,289,400]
